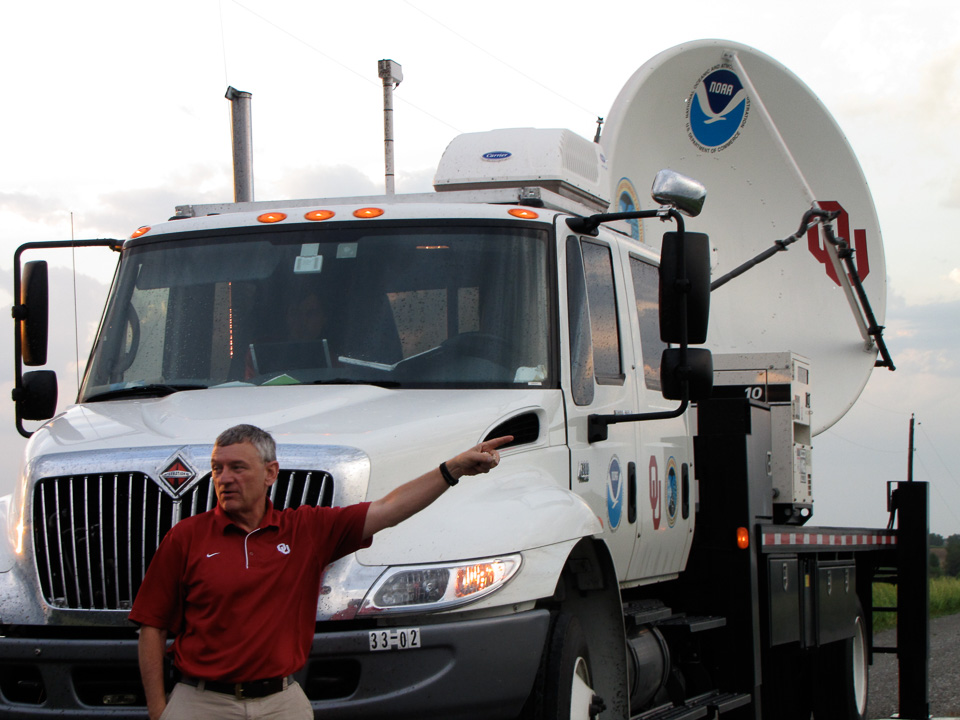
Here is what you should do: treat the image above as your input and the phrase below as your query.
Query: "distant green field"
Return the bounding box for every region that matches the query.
[872,576,960,633]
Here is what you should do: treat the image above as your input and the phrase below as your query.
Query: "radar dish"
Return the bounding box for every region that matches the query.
[601,39,885,434]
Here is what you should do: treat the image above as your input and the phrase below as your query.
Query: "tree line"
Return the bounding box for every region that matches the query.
[929,533,960,577]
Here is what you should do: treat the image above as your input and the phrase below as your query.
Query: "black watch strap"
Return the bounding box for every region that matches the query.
[439,461,459,486]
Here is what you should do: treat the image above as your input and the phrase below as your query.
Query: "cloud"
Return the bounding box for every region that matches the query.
[950,268,960,285]
[0,166,234,242]
[243,163,438,203]
[398,167,436,194]
[880,298,960,379]
[0,192,72,229]
[814,291,960,533]
[81,167,232,238]
[264,165,380,202]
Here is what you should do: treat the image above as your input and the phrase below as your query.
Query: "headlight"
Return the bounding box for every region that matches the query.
[359,555,521,614]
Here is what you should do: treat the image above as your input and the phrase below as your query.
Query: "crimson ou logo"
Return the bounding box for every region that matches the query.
[807,201,870,285]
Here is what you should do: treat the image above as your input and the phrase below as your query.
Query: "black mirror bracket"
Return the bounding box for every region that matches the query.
[589,395,690,443]
[566,207,685,238]
[12,238,122,438]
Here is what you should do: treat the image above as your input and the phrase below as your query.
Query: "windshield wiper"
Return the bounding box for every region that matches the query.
[311,379,400,388]
[85,383,208,403]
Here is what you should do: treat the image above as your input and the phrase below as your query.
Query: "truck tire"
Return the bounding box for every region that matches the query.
[812,603,869,720]
[524,614,601,720]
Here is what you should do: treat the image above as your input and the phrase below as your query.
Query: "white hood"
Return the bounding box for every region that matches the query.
[24,385,585,564]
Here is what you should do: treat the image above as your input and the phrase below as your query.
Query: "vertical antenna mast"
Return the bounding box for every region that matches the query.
[378,59,402,195]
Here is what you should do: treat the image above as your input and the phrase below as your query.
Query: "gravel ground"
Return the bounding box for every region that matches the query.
[869,612,960,719]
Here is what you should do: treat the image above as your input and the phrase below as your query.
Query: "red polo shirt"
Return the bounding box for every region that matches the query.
[129,500,371,682]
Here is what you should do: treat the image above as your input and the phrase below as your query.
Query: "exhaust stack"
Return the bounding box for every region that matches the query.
[226,86,254,203]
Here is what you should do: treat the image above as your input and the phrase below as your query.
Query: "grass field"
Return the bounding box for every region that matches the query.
[872,576,960,633]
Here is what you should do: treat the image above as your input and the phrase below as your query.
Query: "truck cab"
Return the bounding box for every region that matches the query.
[4,130,704,715]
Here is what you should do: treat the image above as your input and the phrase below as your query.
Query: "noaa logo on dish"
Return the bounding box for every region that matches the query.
[686,67,749,152]
[665,457,679,528]
[607,456,623,530]
[481,151,512,161]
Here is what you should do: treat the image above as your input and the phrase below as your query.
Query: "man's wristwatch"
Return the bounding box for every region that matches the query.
[439,461,459,486]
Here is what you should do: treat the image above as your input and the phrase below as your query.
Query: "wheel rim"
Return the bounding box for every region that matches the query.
[569,656,595,720]
[852,616,868,715]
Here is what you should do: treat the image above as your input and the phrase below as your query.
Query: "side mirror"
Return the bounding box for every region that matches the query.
[15,370,58,421]
[659,232,710,344]
[661,348,713,401]
[19,260,49,366]
[651,169,707,218]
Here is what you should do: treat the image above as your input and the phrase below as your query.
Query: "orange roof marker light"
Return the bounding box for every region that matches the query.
[736,527,750,550]
[508,208,539,220]
[354,207,384,219]
[257,212,287,224]
[304,209,336,221]
[130,226,151,239]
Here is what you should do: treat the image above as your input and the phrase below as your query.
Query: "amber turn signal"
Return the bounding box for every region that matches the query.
[736,527,750,550]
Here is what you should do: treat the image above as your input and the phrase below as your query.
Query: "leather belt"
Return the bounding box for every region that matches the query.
[180,675,290,700]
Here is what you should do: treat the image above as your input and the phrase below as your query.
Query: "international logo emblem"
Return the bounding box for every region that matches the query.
[686,67,749,152]
[157,454,198,496]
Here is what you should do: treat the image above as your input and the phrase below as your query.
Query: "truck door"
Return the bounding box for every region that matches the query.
[561,227,640,581]
[622,251,696,582]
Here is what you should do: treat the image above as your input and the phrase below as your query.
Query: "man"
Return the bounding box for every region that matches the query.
[130,424,512,719]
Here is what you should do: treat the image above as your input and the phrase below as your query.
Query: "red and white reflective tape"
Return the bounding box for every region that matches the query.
[762,531,897,548]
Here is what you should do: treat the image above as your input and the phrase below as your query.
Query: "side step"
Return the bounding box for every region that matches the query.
[656,615,727,634]
[633,690,752,720]
[623,600,726,634]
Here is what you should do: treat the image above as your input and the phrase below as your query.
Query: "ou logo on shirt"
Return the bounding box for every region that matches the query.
[277,543,291,555]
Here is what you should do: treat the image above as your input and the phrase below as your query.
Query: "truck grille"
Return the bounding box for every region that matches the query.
[32,469,333,611]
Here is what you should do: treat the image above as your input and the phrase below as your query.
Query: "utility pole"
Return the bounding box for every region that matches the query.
[907,413,915,482]
[378,60,402,195]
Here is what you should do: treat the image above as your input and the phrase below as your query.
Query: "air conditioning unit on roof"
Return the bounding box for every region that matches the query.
[434,128,610,211]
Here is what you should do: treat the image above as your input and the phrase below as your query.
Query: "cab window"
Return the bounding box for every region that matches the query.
[629,256,666,390]
[581,239,623,384]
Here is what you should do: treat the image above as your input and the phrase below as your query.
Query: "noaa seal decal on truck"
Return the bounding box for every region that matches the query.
[686,66,749,152]
[607,455,623,530]
[666,457,679,528]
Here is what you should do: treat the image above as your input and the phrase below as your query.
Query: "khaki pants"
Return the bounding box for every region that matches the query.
[160,679,313,719]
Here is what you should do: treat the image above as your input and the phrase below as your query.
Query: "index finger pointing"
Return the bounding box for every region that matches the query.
[482,435,514,452]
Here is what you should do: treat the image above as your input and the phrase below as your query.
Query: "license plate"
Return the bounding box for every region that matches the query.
[368,627,421,651]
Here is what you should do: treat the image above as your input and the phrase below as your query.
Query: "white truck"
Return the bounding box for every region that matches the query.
[2,40,929,719]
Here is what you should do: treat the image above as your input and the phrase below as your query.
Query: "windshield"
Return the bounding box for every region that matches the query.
[80,222,554,400]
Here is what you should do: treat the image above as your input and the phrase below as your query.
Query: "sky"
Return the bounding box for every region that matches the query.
[0,0,958,534]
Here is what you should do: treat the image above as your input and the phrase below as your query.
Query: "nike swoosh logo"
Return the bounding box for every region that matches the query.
[206,552,221,558]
